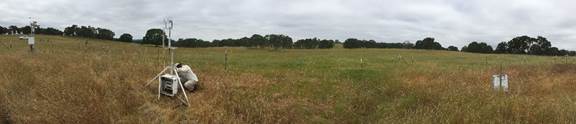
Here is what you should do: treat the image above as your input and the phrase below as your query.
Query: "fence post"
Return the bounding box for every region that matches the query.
[225,48,229,71]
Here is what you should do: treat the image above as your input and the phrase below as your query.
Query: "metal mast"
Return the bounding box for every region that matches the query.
[165,19,174,74]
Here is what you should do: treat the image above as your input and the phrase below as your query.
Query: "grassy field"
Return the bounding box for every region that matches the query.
[1,35,576,123]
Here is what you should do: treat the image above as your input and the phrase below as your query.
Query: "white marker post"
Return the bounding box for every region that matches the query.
[492,74,509,92]
[27,37,35,52]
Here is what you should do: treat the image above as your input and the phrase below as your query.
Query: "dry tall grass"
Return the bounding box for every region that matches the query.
[0,35,325,123]
[1,35,576,123]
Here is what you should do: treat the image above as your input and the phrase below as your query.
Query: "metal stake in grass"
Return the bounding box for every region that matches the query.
[485,56,488,66]
[565,55,568,64]
[360,58,363,68]
[225,48,229,71]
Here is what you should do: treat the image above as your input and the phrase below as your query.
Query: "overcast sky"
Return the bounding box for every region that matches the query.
[1,0,575,49]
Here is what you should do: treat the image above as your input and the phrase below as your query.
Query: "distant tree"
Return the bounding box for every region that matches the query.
[0,26,7,34]
[20,26,31,34]
[142,29,165,45]
[266,34,292,49]
[414,37,444,50]
[527,36,552,55]
[569,51,576,56]
[221,38,238,46]
[402,41,414,49]
[546,47,560,56]
[96,28,115,40]
[318,39,335,49]
[343,38,363,48]
[343,38,415,49]
[294,38,319,49]
[216,37,254,47]
[64,25,79,36]
[461,46,467,52]
[8,26,19,34]
[462,41,493,53]
[480,42,494,53]
[212,40,222,47]
[175,38,212,48]
[76,26,97,38]
[447,46,459,51]
[250,34,268,48]
[63,25,116,40]
[559,49,569,56]
[334,40,342,44]
[502,35,567,56]
[281,36,293,48]
[507,36,532,54]
[118,33,133,42]
[38,27,64,35]
[494,42,508,53]
[239,37,250,47]
[364,40,377,48]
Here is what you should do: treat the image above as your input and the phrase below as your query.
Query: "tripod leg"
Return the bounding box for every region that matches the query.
[177,95,189,106]
[145,67,169,87]
[173,69,190,106]
[158,75,162,100]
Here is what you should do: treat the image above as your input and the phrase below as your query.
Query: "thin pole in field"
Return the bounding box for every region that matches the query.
[565,55,568,64]
[225,48,229,71]
[500,63,503,77]
[157,44,161,69]
[499,63,503,92]
[360,57,364,68]
[485,56,488,66]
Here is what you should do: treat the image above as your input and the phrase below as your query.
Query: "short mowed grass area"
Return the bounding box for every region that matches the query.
[1,35,576,123]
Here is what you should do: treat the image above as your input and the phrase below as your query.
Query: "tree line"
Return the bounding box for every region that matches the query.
[141,30,336,49]
[63,24,134,42]
[63,25,116,40]
[343,36,575,56]
[343,37,449,50]
[0,25,63,36]
[2,25,575,56]
[0,25,134,43]
[172,35,336,49]
[462,36,576,56]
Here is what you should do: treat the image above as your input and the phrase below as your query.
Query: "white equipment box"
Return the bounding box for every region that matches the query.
[27,37,35,45]
[160,74,179,97]
[492,74,509,92]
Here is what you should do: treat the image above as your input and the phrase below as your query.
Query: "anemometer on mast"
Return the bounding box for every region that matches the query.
[161,19,172,48]
[145,18,191,106]
[165,19,175,73]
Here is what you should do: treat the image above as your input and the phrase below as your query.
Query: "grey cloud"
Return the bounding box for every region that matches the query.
[1,0,576,49]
